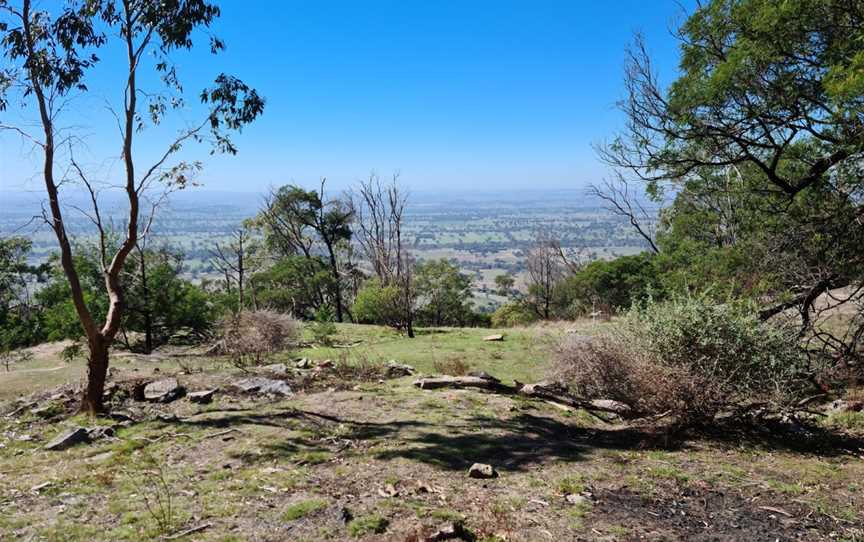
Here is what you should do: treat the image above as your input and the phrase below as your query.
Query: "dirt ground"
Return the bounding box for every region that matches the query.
[2,367,863,541]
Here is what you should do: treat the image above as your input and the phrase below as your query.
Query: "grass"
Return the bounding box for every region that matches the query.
[294,323,557,384]
[282,498,328,521]
[347,514,389,537]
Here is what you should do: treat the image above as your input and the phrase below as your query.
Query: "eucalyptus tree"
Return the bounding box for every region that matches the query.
[600,0,864,363]
[0,0,264,413]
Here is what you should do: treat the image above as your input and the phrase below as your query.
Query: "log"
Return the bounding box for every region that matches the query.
[413,375,633,416]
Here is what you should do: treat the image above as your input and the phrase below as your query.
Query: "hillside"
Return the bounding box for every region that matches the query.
[2,324,863,541]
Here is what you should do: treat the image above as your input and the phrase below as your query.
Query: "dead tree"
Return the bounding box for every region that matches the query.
[210,228,261,311]
[353,173,416,337]
[525,234,564,320]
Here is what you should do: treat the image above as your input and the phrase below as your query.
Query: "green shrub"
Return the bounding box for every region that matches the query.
[282,499,328,521]
[555,293,808,424]
[491,302,537,327]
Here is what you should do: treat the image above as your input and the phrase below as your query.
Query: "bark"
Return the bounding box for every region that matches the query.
[81,335,110,414]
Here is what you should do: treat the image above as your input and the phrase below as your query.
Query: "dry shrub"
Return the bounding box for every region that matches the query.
[432,356,471,376]
[221,310,301,369]
[554,294,810,425]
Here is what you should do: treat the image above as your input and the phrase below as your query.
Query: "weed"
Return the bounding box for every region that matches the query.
[283,498,328,521]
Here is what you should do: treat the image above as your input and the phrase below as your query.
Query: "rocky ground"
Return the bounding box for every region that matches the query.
[1,325,863,541]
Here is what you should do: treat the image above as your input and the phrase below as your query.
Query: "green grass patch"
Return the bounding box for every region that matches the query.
[347,514,389,537]
[283,498,328,521]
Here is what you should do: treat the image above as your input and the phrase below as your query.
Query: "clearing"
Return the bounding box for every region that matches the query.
[1,324,863,541]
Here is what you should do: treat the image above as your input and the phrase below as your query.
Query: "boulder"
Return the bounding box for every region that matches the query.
[234,377,293,397]
[86,426,116,441]
[45,427,89,451]
[565,494,590,506]
[482,334,504,342]
[143,378,185,403]
[188,389,217,404]
[467,463,497,479]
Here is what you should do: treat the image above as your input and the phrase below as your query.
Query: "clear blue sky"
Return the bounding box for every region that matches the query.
[1,1,691,194]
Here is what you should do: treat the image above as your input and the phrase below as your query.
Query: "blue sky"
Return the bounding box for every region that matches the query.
[1,1,690,194]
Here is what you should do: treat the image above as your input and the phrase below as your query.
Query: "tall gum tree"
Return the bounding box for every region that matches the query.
[0,0,264,414]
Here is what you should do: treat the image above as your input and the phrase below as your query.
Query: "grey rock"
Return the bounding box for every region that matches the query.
[45,427,89,451]
[482,334,504,342]
[468,371,500,383]
[234,377,293,396]
[86,426,116,440]
[295,358,311,369]
[188,389,217,404]
[425,521,471,542]
[260,363,289,375]
[467,463,497,479]
[565,494,590,506]
[143,378,185,403]
[588,399,632,415]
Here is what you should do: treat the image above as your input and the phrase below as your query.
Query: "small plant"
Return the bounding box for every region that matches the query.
[221,309,301,370]
[1,349,32,372]
[59,342,83,364]
[127,457,176,537]
[283,498,328,521]
[432,356,471,376]
[311,307,338,346]
[347,514,388,537]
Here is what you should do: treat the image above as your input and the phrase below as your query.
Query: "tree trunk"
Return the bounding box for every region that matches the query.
[139,249,153,354]
[325,241,344,322]
[80,334,110,414]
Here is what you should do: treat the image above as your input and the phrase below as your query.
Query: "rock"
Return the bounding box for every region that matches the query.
[295,358,311,369]
[829,399,864,413]
[386,361,415,377]
[86,426,116,440]
[565,494,590,506]
[318,359,334,369]
[260,363,289,375]
[188,389,217,404]
[482,334,504,342]
[467,463,497,479]
[467,371,500,383]
[30,404,60,419]
[143,378,185,403]
[45,427,89,451]
[234,377,293,397]
[588,399,632,415]
[425,521,472,542]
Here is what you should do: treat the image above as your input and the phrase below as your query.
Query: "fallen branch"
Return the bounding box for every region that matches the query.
[163,523,212,540]
[413,375,632,416]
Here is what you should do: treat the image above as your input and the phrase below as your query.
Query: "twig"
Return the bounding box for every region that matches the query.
[163,522,212,540]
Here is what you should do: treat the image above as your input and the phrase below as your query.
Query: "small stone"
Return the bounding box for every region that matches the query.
[319,359,334,369]
[45,427,89,451]
[483,334,504,342]
[143,378,185,403]
[260,363,289,375]
[295,358,311,369]
[187,389,217,404]
[385,361,415,377]
[468,463,497,479]
[234,377,293,397]
[86,426,116,441]
[425,521,471,542]
[565,494,590,506]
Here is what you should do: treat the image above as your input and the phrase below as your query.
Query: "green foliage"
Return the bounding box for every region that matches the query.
[282,499,328,521]
[557,253,656,316]
[347,514,388,537]
[414,259,474,326]
[556,293,810,423]
[494,273,515,297]
[310,307,338,346]
[352,278,406,328]
[491,301,537,328]
[250,256,332,318]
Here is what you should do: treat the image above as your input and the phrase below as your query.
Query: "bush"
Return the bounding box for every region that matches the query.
[554,293,808,425]
[310,307,338,346]
[491,301,537,327]
[221,310,301,369]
